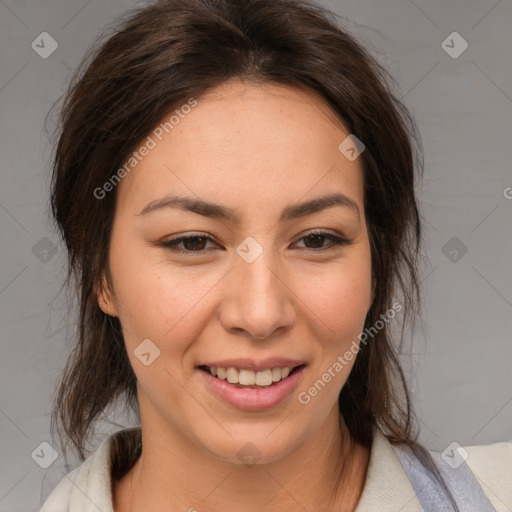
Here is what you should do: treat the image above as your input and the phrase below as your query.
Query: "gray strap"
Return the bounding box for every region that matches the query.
[391,443,497,512]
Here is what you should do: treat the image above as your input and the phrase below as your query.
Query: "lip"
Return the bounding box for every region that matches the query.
[196,364,307,411]
[199,358,306,372]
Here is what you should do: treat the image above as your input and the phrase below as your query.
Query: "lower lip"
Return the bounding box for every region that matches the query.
[197,366,306,411]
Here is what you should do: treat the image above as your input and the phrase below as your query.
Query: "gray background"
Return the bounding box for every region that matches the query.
[1,0,511,510]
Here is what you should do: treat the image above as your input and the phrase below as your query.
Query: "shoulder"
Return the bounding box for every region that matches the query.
[385,431,512,512]
[40,463,84,512]
[39,432,116,512]
[463,439,512,511]
[40,427,142,512]
[425,439,512,512]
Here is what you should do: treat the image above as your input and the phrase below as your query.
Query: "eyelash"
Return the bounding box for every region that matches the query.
[160,230,351,255]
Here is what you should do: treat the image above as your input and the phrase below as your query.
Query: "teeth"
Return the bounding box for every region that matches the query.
[207,365,296,386]
[226,367,239,384]
[255,369,272,386]
[239,369,255,386]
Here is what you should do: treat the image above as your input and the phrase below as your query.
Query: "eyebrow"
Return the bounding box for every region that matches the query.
[137,192,360,223]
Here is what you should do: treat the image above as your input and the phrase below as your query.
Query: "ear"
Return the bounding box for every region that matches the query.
[96,272,118,317]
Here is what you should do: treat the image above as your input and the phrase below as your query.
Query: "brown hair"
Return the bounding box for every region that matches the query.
[48,0,457,507]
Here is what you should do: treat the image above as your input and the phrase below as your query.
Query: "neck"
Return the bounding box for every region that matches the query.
[114,408,370,512]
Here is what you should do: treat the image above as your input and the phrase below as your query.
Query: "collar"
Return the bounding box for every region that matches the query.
[354,425,422,511]
[42,424,423,511]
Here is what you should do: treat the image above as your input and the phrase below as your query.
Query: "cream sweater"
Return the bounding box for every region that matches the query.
[40,426,512,511]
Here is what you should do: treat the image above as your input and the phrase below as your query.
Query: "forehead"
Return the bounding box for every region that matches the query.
[116,80,365,218]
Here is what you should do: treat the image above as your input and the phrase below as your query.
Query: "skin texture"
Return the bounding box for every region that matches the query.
[98,80,373,511]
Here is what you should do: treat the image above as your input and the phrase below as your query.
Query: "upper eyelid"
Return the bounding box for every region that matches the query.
[164,229,346,241]
[162,230,349,249]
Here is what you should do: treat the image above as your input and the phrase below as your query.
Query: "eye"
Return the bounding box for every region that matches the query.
[160,230,351,255]
[293,230,351,252]
[160,233,217,254]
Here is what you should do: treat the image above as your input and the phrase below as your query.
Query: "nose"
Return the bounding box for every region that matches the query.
[218,250,296,341]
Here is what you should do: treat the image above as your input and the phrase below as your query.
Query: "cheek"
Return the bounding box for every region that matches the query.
[111,256,217,354]
[295,259,371,407]
[301,258,372,342]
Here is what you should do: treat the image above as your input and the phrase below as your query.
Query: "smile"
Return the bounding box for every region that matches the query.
[199,364,303,388]
[196,363,307,410]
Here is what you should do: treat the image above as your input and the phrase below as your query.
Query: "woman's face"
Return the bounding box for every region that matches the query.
[98,80,373,463]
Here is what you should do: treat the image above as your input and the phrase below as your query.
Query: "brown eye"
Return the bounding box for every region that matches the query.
[303,233,328,249]
[180,236,208,251]
[294,231,351,251]
[161,234,218,254]
[160,230,351,256]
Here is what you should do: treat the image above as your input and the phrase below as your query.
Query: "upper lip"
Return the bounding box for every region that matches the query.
[198,358,307,372]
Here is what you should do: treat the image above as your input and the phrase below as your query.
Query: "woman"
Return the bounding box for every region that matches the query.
[40,0,511,511]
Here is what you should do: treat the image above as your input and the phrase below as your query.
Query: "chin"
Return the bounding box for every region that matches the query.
[191,421,308,467]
